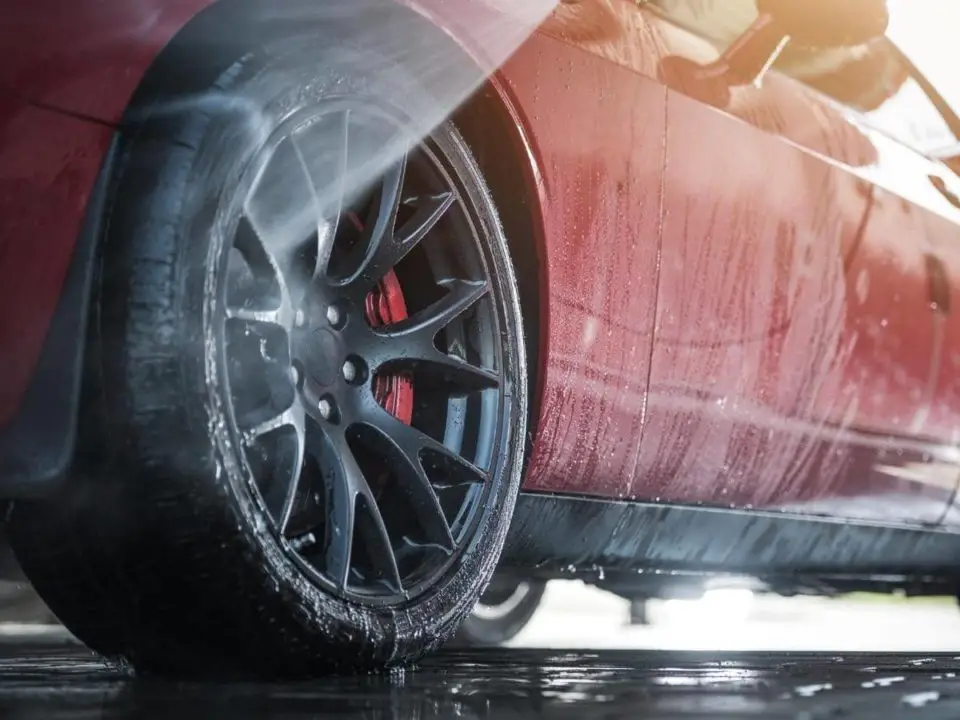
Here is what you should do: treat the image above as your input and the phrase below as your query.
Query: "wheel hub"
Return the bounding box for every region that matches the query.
[290,270,413,427]
[298,324,341,389]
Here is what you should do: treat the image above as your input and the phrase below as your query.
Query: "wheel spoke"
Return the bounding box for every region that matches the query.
[372,279,498,392]
[230,216,293,329]
[336,152,406,294]
[226,306,283,325]
[380,277,489,339]
[394,192,455,249]
[358,419,455,552]
[291,110,350,281]
[318,432,401,592]
[339,159,457,298]
[321,433,360,590]
[337,154,455,297]
[234,215,280,285]
[352,192,454,289]
[241,138,320,305]
[241,403,299,443]
[356,492,404,594]
[325,490,355,589]
[361,404,488,487]
[241,401,306,532]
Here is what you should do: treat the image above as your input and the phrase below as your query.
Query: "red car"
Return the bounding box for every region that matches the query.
[3,0,960,676]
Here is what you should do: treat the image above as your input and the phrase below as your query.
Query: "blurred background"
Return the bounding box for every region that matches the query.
[3,565,960,653]
[512,582,960,653]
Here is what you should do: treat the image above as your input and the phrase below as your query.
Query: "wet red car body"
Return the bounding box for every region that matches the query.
[3,0,960,560]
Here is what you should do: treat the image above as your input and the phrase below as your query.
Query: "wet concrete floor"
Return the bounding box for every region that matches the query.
[1,638,959,718]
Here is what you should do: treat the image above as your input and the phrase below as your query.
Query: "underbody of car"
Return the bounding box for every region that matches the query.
[3,0,960,675]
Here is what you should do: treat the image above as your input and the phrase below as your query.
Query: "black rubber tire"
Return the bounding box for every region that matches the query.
[7,29,527,679]
[453,579,545,647]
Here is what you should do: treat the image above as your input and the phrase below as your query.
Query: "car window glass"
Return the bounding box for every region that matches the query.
[641,0,956,156]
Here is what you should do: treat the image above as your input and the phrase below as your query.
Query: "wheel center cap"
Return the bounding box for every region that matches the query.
[300,326,341,387]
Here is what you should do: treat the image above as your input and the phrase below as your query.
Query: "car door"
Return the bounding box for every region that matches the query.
[495,0,671,499]
[912,164,960,526]
[631,2,956,524]
[908,160,960,527]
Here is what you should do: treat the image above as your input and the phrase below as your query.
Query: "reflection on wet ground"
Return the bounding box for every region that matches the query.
[2,641,960,718]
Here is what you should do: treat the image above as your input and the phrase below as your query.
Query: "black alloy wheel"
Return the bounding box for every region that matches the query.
[8,30,528,678]
[224,101,504,605]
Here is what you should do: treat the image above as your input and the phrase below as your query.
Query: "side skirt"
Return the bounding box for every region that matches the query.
[501,492,960,591]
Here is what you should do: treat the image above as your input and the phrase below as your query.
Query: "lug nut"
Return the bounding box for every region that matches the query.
[318,398,333,420]
[326,305,341,327]
[295,309,306,327]
[341,360,357,383]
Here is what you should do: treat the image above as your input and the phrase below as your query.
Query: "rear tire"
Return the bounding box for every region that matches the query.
[8,29,527,679]
[454,577,545,647]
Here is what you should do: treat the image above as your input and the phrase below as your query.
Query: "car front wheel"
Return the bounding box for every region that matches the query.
[8,28,527,679]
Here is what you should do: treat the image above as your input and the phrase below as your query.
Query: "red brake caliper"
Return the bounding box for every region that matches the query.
[350,212,415,425]
[365,272,415,424]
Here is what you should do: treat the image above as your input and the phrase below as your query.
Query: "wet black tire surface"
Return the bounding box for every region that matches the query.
[7,29,527,679]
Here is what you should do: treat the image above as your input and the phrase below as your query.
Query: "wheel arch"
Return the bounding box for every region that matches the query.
[452,82,547,469]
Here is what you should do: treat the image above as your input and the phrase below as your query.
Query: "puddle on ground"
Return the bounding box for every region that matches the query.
[0,642,959,718]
